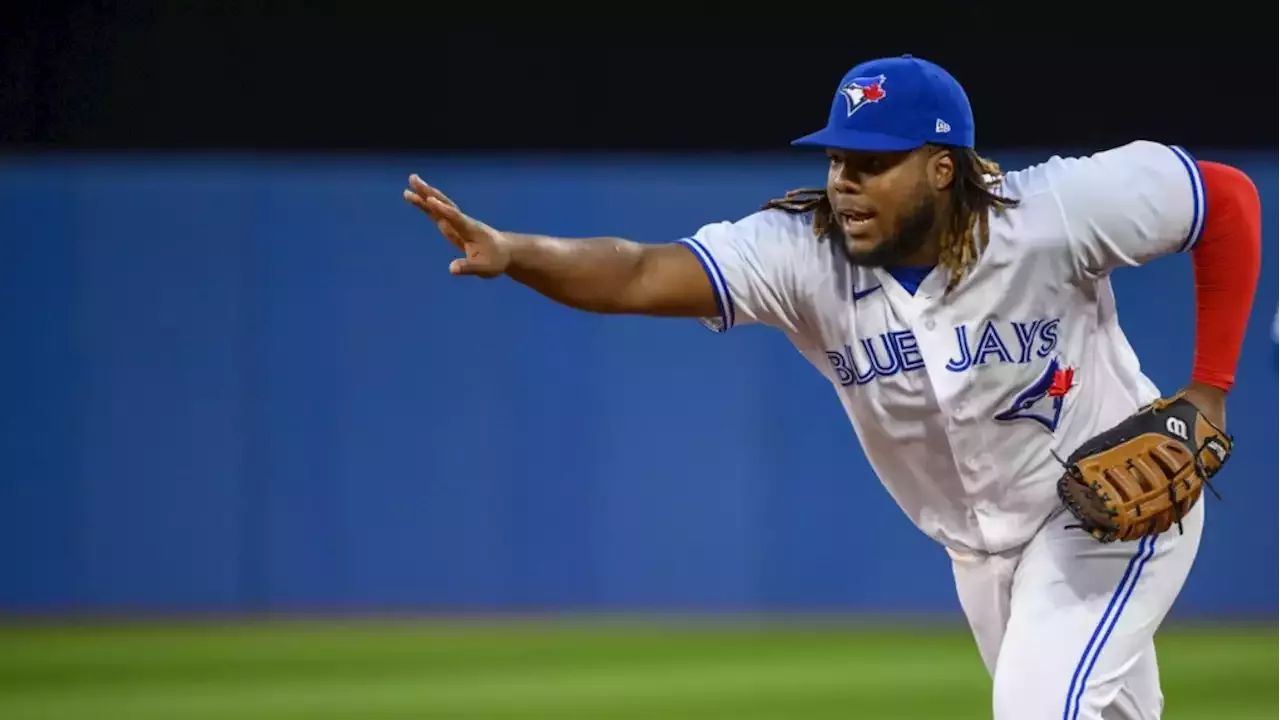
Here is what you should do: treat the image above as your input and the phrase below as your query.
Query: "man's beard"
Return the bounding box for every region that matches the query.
[833,191,939,268]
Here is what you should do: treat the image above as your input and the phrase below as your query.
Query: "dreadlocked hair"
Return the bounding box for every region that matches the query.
[761,148,1019,292]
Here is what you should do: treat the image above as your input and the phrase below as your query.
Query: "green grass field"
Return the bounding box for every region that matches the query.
[0,619,1272,719]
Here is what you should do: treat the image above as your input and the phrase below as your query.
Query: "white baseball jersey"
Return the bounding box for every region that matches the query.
[679,140,1206,554]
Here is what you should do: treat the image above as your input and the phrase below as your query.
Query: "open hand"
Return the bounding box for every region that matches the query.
[403,174,511,278]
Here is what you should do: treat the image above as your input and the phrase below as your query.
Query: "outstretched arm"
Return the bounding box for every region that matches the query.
[404,175,718,318]
[406,174,811,333]
[500,233,720,318]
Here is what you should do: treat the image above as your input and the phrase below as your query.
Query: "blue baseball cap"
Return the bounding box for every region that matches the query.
[792,54,975,152]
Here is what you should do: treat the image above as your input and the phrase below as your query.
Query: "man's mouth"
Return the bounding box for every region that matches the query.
[838,209,876,235]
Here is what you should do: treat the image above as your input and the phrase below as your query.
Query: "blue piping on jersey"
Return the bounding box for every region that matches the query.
[1168,145,1206,253]
[678,237,735,332]
[1062,533,1158,720]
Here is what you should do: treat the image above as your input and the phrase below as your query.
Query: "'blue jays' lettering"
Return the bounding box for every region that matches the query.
[946,318,1059,372]
[826,318,1060,387]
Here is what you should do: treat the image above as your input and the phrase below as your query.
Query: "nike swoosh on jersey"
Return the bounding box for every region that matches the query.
[853,285,882,301]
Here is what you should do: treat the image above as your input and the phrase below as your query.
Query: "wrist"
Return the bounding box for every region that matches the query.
[1183,381,1226,399]
[1180,382,1227,428]
[501,231,537,272]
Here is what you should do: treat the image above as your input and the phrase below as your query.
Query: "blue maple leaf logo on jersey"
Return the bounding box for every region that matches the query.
[994,357,1075,432]
[839,75,887,117]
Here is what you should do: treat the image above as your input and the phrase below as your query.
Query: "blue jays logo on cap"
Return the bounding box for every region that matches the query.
[792,54,975,152]
[839,75,887,117]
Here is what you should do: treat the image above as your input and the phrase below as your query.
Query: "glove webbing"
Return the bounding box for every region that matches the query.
[1051,442,1223,541]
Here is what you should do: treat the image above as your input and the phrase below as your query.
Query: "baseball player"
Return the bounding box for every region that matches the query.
[404,54,1261,719]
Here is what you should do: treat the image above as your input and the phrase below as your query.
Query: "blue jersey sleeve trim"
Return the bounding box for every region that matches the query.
[1168,145,1206,253]
[677,237,735,333]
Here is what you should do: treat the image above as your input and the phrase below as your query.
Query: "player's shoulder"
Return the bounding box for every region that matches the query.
[985,141,1199,264]
[1000,140,1191,198]
[686,206,842,285]
[978,156,1068,246]
[691,206,820,250]
[723,207,817,240]
[990,141,1191,236]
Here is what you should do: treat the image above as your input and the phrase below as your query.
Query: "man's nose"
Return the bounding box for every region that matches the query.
[833,171,864,193]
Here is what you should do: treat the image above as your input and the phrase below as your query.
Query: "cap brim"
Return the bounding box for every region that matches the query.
[791,127,924,152]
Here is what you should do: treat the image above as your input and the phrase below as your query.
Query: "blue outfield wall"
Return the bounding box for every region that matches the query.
[0,150,1275,617]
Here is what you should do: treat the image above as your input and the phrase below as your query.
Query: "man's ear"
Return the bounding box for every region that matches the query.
[929,149,955,191]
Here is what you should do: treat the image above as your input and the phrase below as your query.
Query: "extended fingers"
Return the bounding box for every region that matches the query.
[425,196,466,226]
[403,175,476,251]
[403,177,469,227]
[402,188,434,214]
[408,175,458,209]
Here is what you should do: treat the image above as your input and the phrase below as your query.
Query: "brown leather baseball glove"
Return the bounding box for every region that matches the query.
[1056,393,1232,543]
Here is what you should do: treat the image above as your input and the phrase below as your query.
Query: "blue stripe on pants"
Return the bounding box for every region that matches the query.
[1062,534,1158,719]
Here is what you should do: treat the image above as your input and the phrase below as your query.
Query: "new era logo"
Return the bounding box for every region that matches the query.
[935,119,951,134]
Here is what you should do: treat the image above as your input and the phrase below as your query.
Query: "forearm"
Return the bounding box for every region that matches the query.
[504,233,645,314]
[1188,161,1262,393]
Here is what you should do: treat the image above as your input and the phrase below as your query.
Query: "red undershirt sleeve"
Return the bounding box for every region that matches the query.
[1189,161,1262,392]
